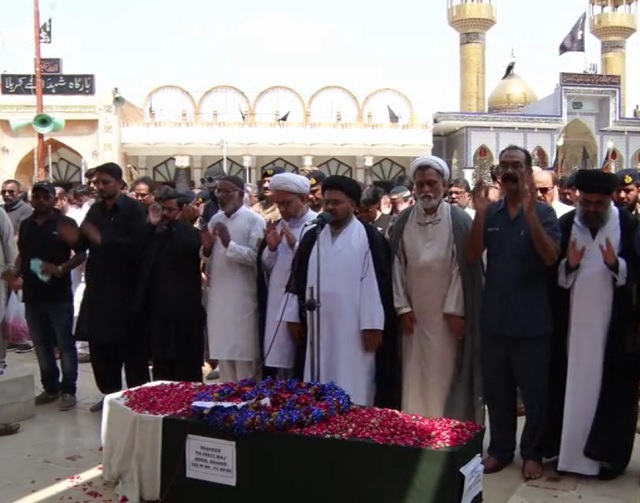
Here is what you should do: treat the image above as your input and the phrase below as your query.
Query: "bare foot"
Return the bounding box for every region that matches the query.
[522,459,543,480]
[482,456,512,474]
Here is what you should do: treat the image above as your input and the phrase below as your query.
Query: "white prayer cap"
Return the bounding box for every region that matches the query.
[269,173,311,195]
[409,155,450,182]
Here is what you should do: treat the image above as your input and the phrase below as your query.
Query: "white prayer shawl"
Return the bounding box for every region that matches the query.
[557,205,626,476]
[206,206,266,361]
[262,209,317,368]
[283,218,385,406]
[392,202,464,418]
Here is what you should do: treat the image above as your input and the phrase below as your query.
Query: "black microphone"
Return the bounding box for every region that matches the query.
[306,211,333,228]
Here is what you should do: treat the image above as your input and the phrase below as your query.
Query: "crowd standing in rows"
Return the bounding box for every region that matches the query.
[1,149,639,485]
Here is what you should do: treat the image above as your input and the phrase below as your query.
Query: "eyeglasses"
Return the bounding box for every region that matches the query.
[215,188,241,197]
[200,176,217,185]
[536,187,553,194]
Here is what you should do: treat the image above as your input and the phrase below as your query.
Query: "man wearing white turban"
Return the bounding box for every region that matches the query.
[257,173,317,378]
[389,155,484,424]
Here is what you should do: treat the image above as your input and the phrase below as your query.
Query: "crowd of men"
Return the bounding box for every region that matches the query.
[1,147,640,485]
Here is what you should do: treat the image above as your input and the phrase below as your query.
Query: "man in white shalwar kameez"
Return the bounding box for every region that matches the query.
[284,176,386,406]
[202,176,266,383]
[261,173,316,378]
[550,169,639,479]
[392,156,467,419]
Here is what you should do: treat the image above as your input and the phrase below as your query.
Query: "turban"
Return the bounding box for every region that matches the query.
[409,155,450,182]
[322,175,362,203]
[574,169,618,195]
[94,162,123,181]
[270,173,311,195]
[219,175,245,192]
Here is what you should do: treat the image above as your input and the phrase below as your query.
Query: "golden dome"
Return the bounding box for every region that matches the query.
[487,73,538,114]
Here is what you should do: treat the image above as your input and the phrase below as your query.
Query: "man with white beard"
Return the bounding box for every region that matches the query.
[257,173,317,379]
[546,169,639,480]
[388,156,484,423]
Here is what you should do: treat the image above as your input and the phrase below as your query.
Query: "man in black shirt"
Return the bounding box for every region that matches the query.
[66,163,150,412]
[359,186,391,235]
[14,182,86,411]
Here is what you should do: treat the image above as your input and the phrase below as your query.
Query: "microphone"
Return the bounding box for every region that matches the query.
[306,212,333,228]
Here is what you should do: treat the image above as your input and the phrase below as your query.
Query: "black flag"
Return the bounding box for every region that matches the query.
[581,146,592,170]
[387,105,399,124]
[559,13,586,55]
[239,106,246,122]
[40,18,52,44]
[277,111,290,122]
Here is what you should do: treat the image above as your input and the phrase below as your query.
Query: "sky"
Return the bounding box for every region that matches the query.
[1,0,639,119]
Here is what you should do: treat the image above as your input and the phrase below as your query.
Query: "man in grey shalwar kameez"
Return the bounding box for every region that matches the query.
[389,155,484,424]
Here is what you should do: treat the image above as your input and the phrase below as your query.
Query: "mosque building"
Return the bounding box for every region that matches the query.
[0,0,638,188]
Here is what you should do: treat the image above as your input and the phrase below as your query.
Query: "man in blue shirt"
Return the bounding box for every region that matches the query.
[468,145,560,481]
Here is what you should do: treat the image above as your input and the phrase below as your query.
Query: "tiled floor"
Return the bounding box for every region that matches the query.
[1,351,639,502]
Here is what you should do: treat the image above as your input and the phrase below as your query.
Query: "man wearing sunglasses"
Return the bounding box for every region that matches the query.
[533,170,572,218]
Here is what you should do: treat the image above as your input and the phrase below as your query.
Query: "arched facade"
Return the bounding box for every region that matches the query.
[205,158,246,180]
[253,86,306,124]
[531,146,549,169]
[608,148,624,172]
[317,158,353,177]
[197,86,252,124]
[370,158,406,181]
[259,157,299,173]
[307,86,360,123]
[472,145,494,180]
[558,119,598,174]
[14,138,83,187]
[361,88,414,126]
[143,85,197,122]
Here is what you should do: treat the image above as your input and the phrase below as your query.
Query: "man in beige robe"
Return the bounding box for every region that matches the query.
[391,155,479,420]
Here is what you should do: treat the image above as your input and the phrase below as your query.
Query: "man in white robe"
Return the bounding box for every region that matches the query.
[261,173,317,378]
[392,156,469,419]
[202,176,266,383]
[548,169,639,479]
[284,176,386,406]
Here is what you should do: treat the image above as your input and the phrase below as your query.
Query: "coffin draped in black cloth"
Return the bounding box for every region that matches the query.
[160,415,484,503]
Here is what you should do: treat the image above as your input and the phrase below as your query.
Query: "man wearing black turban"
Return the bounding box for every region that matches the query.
[285,175,400,409]
[546,169,640,480]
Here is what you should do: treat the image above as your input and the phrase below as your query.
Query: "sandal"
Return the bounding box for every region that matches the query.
[0,423,20,436]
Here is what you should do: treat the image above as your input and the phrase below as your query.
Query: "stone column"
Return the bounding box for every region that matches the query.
[300,155,314,175]
[242,155,254,183]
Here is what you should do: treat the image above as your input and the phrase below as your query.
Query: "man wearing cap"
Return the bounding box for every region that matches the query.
[285,175,400,408]
[304,170,326,213]
[546,169,639,479]
[257,173,317,379]
[389,156,483,424]
[252,167,283,223]
[469,145,560,480]
[202,176,266,382]
[613,168,640,217]
[13,182,86,411]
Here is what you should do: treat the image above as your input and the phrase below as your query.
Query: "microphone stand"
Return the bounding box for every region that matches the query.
[303,221,324,382]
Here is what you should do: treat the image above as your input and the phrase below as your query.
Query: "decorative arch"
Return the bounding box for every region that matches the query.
[259,157,299,173]
[197,85,252,123]
[317,158,353,177]
[14,138,83,187]
[361,88,414,125]
[633,149,640,169]
[558,118,598,174]
[253,86,306,123]
[472,145,495,180]
[151,157,177,184]
[307,86,361,123]
[205,158,246,180]
[531,146,549,169]
[370,158,406,181]
[608,148,624,172]
[143,85,197,122]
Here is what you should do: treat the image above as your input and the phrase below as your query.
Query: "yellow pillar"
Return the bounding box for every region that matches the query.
[448,1,497,113]
[589,0,637,115]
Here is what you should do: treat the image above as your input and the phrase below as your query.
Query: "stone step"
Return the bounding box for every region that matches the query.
[0,369,35,423]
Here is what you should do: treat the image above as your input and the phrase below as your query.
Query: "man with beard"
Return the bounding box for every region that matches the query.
[468,145,560,480]
[304,170,326,213]
[135,190,204,382]
[285,176,400,408]
[1,179,33,235]
[546,169,639,480]
[63,163,150,412]
[389,156,483,423]
[613,169,639,217]
[252,167,283,223]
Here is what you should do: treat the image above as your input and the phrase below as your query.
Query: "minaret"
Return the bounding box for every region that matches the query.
[448,0,497,113]
[589,0,637,115]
